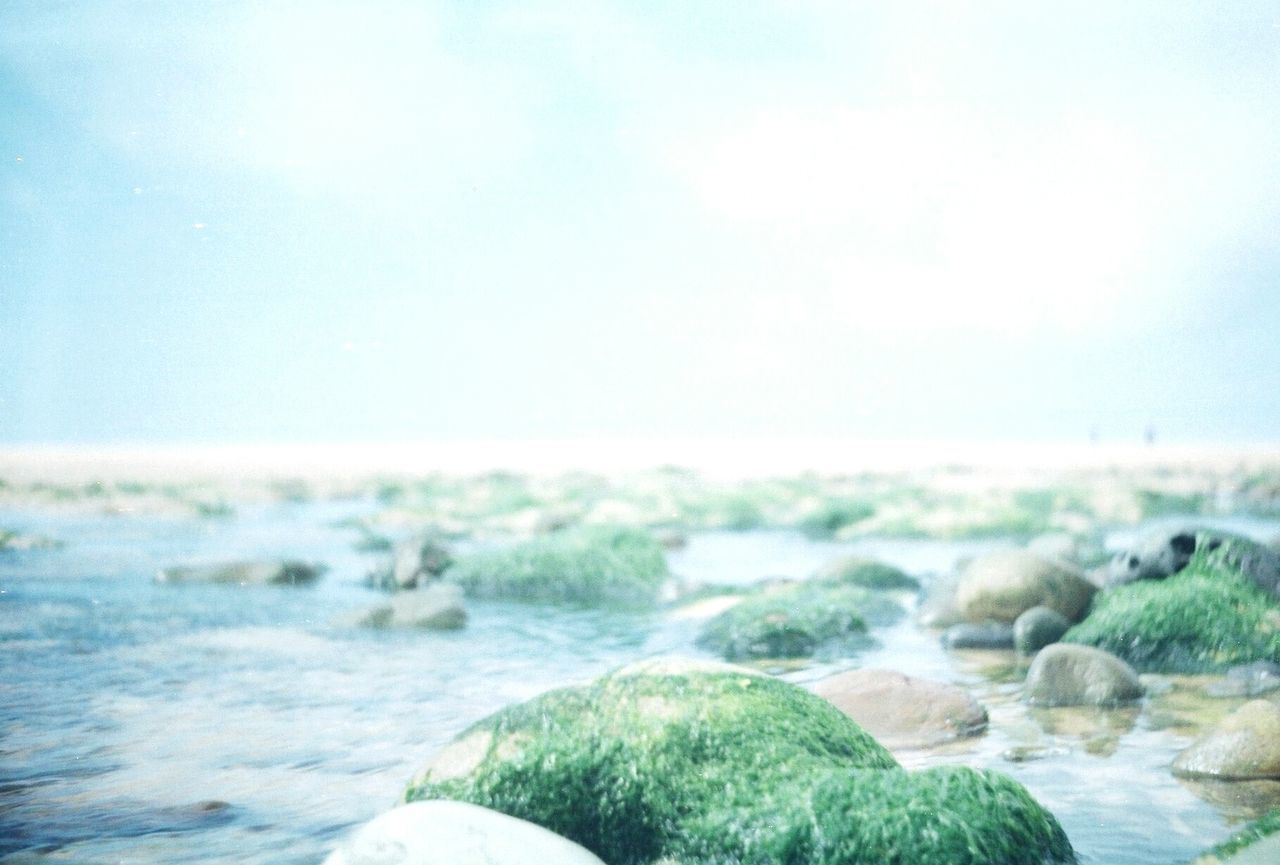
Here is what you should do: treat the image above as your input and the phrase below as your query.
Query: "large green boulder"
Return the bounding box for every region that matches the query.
[442,526,668,608]
[1064,546,1280,673]
[405,659,1076,865]
[695,581,903,661]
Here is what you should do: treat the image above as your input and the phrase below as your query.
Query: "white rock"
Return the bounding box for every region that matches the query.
[324,800,606,865]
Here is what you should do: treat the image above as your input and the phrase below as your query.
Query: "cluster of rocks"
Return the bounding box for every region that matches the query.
[326,658,1074,865]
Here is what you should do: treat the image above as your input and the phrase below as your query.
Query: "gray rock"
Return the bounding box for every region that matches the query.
[369,534,454,591]
[1109,528,1280,597]
[954,550,1096,623]
[1173,700,1280,779]
[156,560,324,586]
[356,583,467,630]
[1205,662,1280,698]
[942,622,1015,650]
[323,800,606,865]
[812,668,988,748]
[1014,606,1072,655]
[1023,643,1144,707]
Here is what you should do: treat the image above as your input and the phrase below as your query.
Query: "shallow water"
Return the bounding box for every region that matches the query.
[1,504,1276,864]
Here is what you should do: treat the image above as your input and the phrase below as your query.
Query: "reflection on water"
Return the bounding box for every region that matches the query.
[0,505,1276,863]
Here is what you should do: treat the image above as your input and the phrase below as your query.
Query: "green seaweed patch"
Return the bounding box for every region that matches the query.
[1197,807,1280,863]
[696,581,903,661]
[442,525,668,608]
[404,665,1075,865]
[1064,552,1280,673]
[814,557,919,591]
[797,497,876,539]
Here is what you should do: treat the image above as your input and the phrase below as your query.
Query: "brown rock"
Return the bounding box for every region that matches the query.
[955,550,1096,623]
[811,668,988,749]
[1173,699,1280,780]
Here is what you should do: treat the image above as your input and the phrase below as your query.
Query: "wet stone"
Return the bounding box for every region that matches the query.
[943,621,1015,650]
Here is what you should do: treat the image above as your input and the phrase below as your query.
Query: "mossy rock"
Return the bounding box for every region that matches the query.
[813,556,920,591]
[695,581,903,661]
[442,525,668,608]
[1064,550,1280,673]
[404,660,1076,865]
[1193,808,1280,864]
[797,498,876,539]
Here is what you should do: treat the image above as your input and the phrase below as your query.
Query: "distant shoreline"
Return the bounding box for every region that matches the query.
[2,439,1279,482]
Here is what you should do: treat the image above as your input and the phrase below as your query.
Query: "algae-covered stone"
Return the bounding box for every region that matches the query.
[813,556,919,590]
[405,660,1075,865]
[1064,550,1280,673]
[442,525,668,608]
[1173,700,1280,780]
[1023,644,1143,707]
[955,551,1095,624]
[695,581,901,661]
[1192,808,1280,865]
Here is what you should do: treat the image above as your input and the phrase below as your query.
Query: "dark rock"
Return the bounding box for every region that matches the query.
[156,560,324,586]
[943,622,1016,650]
[1014,606,1072,655]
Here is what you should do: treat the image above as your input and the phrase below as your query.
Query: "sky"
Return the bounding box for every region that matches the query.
[1,1,1279,446]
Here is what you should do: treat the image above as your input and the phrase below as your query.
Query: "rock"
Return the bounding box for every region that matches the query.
[1206,662,1280,698]
[1064,549,1280,673]
[323,800,606,865]
[405,659,1075,865]
[391,534,453,589]
[442,525,668,608]
[696,580,902,661]
[1014,606,1072,654]
[811,668,988,748]
[156,560,324,586]
[954,550,1095,624]
[355,584,467,630]
[0,529,62,552]
[1109,528,1280,598]
[813,556,919,590]
[1023,644,1144,707]
[943,622,1015,650]
[1173,700,1280,780]
[1028,533,1106,569]
[1108,526,1200,584]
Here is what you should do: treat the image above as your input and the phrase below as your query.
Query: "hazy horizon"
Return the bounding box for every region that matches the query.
[3,2,1279,447]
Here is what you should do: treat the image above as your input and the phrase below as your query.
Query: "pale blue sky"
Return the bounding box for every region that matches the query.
[2,1,1278,444]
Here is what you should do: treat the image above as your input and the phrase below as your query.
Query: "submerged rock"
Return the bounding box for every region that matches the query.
[1065,547,1280,673]
[943,621,1016,650]
[954,550,1095,624]
[405,659,1076,865]
[442,525,668,608]
[1173,700,1280,780]
[1023,644,1144,707]
[1014,606,1072,655]
[355,583,467,630]
[696,580,901,661]
[156,560,324,586]
[811,668,988,749]
[324,800,606,865]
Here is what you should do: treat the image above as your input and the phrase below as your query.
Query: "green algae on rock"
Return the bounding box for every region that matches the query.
[442,525,669,608]
[695,581,903,661]
[1192,807,1280,864]
[1064,549,1280,673]
[404,660,1076,865]
[813,556,920,591]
